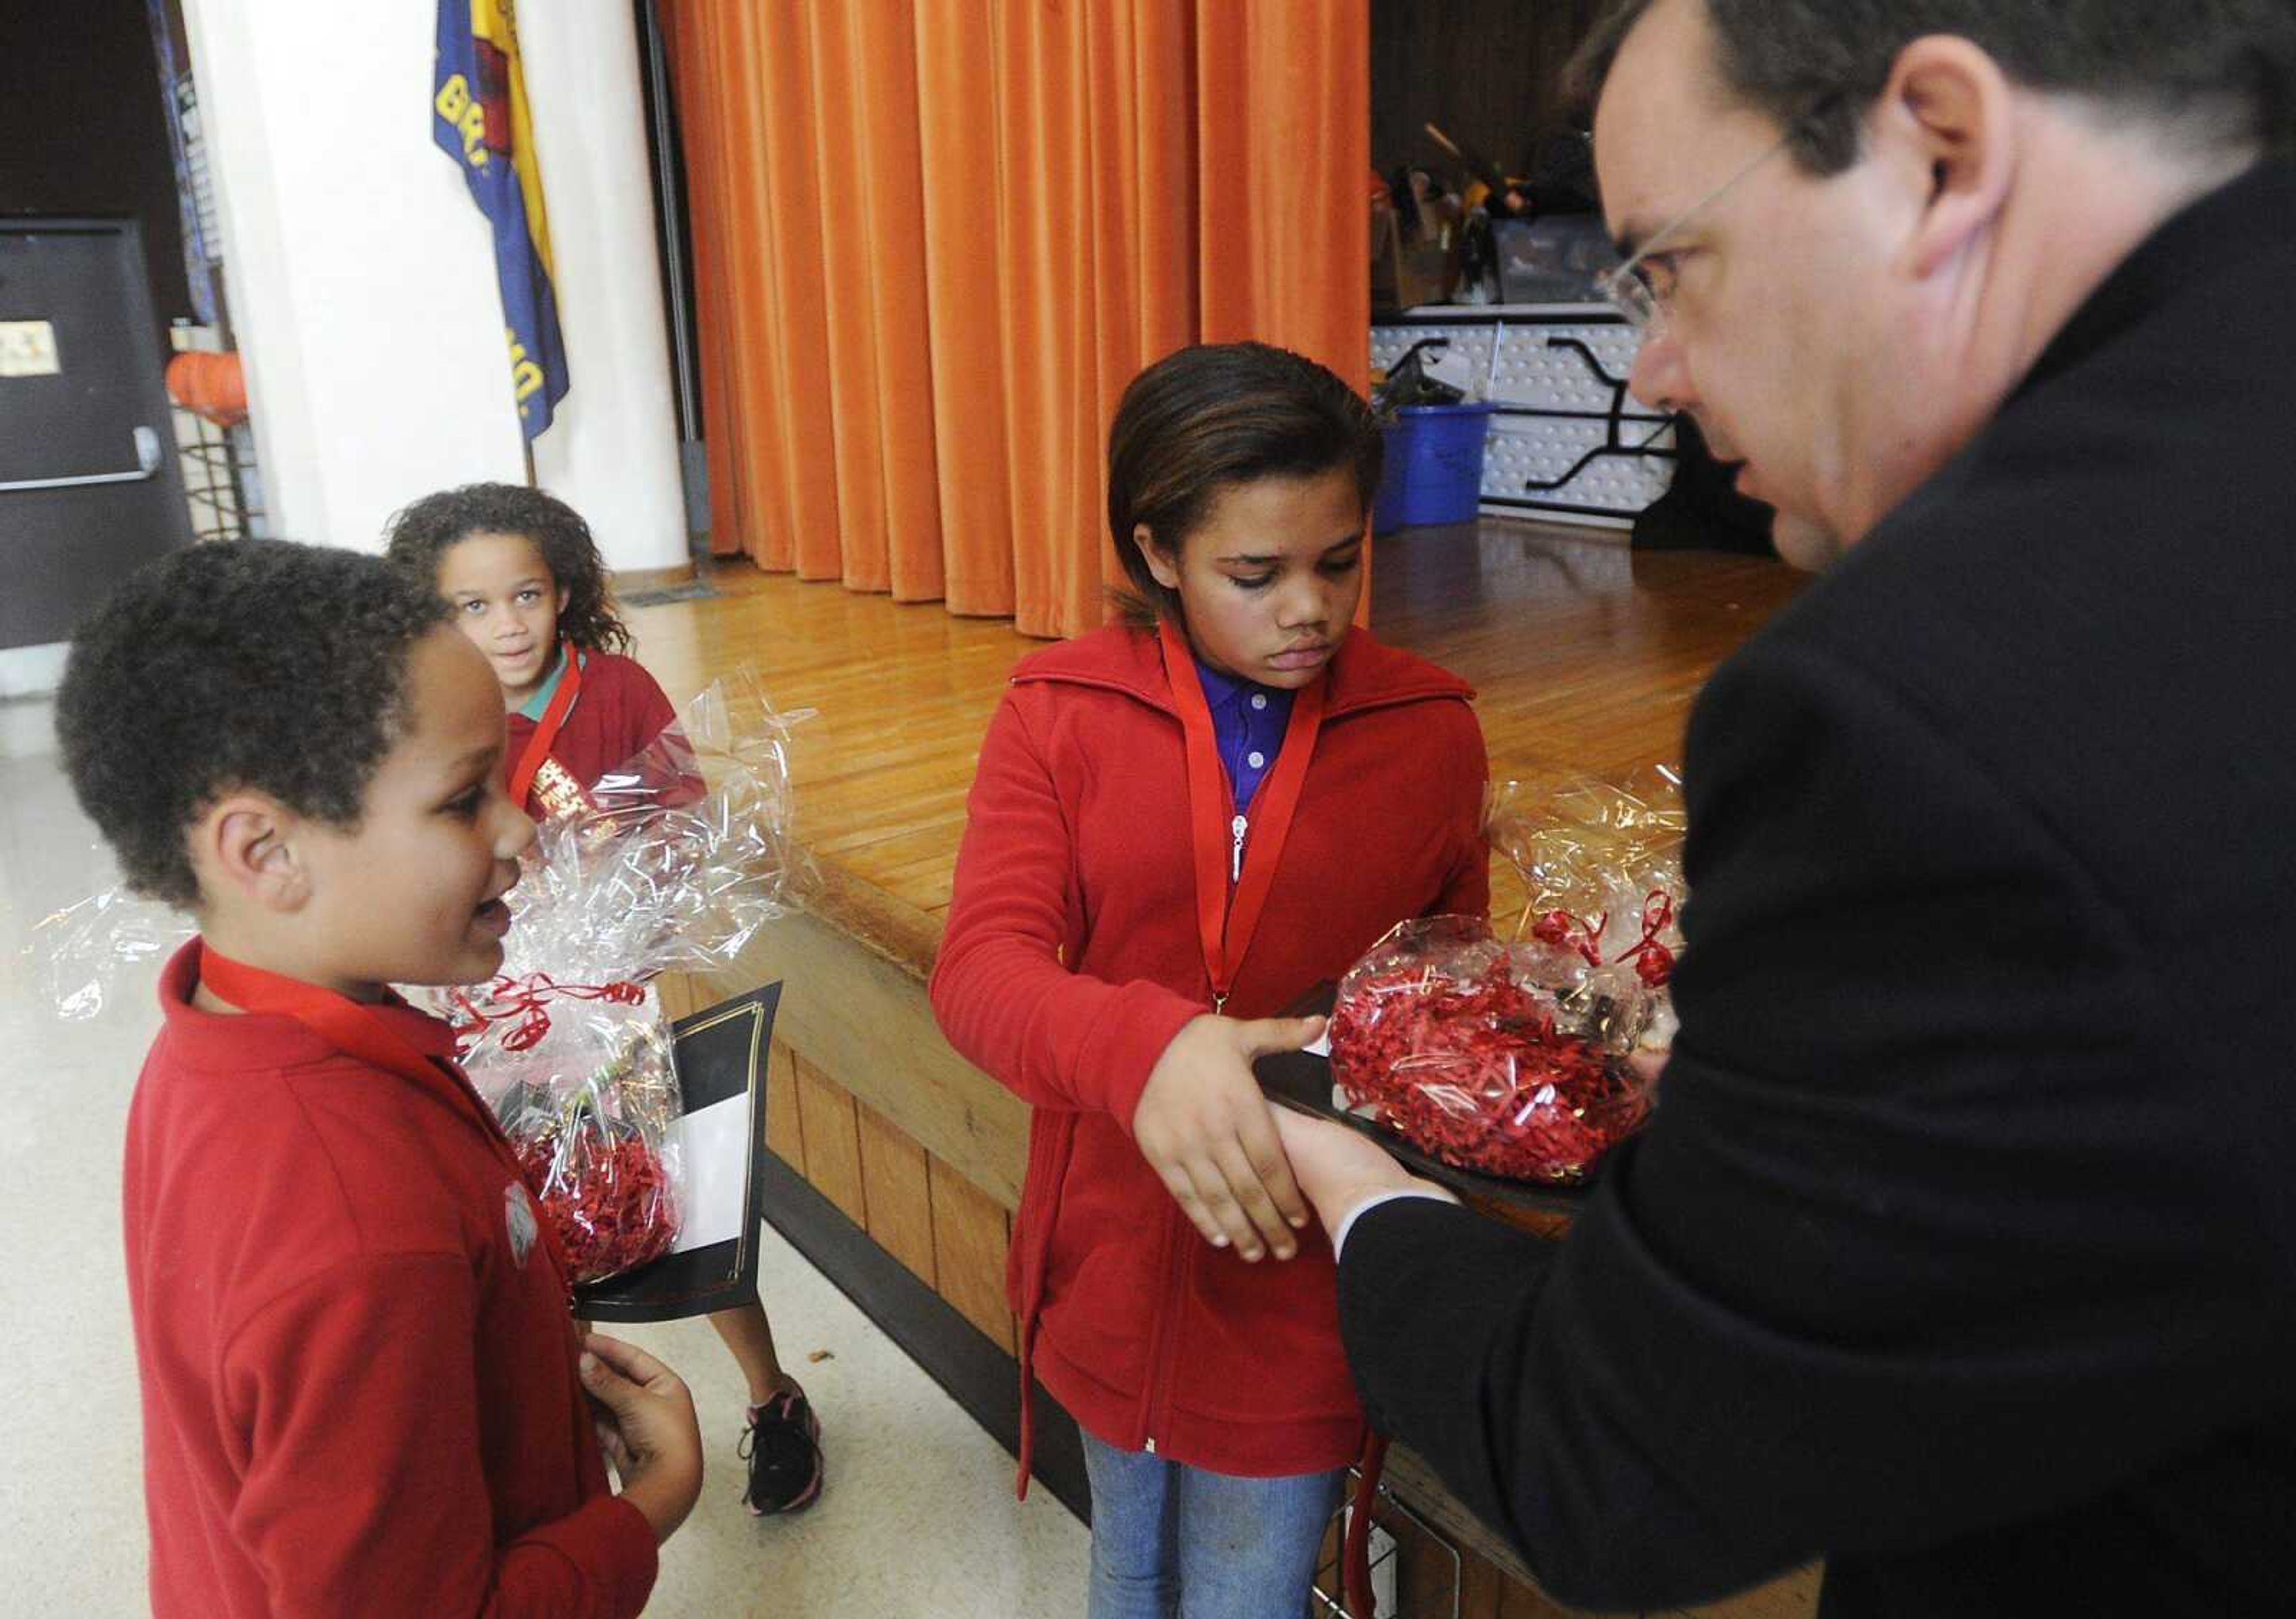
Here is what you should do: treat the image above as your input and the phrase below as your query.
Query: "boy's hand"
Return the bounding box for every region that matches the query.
[1132,1014,1322,1263]
[579,1333,703,1543]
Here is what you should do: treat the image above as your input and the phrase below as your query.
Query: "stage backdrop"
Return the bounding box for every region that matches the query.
[661,0,1370,638]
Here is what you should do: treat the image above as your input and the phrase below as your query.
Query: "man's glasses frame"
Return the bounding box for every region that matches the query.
[1598,105,1835,331]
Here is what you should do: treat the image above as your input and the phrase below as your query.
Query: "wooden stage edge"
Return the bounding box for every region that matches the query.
[640,517,1821,1619]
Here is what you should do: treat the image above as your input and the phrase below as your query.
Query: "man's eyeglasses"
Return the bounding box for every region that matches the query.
[1598,123,1803,331]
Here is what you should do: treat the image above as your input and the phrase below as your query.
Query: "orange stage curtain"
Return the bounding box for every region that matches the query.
[661,0,1370,638]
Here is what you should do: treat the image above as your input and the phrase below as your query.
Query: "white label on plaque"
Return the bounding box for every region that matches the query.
[0,321,60,377]
[664,1093,752,1254]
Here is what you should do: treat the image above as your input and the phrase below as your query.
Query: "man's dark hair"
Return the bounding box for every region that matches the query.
[56,540,452,908]
[384,481,632,655]
[1573,0,2296,173]
[1107,342,1383,622]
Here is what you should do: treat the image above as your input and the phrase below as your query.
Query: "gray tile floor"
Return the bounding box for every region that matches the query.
[0,696,1090,1616]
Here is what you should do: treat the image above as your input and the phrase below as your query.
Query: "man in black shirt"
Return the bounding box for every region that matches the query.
[1277,2,2296,1613]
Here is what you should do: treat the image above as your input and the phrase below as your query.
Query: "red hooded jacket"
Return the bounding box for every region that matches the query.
[930,624,1488,1483]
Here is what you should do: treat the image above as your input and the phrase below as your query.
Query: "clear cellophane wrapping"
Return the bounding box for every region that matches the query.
[1327,770,1686,1182]
[438,675,810,1283]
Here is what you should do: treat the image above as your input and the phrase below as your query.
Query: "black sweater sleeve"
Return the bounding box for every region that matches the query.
[1335,631,2289,1611]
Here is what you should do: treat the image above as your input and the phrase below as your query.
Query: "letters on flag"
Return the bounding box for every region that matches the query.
[433,0,569,439]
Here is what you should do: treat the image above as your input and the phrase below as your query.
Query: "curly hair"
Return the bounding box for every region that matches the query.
[1107,343,1384,624]
[55,540,452,908]
[383,482,631,655]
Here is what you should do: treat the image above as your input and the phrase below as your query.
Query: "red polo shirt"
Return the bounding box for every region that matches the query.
[123,943,657,1617]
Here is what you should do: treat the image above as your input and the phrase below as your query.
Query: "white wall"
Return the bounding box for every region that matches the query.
[181,1,687,574]
[521,5,689,576]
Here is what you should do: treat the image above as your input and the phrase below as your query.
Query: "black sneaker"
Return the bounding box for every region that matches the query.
[739,1388,823,1516]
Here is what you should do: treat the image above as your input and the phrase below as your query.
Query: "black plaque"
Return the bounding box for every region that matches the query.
[578,982,781,1322]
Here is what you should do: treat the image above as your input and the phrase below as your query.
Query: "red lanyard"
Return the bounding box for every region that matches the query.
[1158,617,1328,1011]
[508,640,583,810]
[196,944,576,1288]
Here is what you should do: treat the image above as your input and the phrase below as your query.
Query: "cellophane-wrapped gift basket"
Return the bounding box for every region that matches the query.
[438,678,810,1283]
[1326,770,1685,1184]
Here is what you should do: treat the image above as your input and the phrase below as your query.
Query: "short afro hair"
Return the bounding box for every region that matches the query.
[383,482,631,656]
[56,539,453,908]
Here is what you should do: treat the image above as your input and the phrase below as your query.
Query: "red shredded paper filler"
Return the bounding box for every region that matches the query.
[513,1129,680,1284]
[1330,952,1652,1182]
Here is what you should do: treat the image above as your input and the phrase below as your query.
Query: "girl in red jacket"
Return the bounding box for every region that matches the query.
[932,343,1489,1617]
[387,484,825,1519]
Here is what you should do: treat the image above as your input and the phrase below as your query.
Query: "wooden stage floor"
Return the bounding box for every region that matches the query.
[625,516,1804,943]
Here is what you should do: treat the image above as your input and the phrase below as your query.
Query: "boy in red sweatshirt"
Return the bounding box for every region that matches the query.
[54,540,704,1617]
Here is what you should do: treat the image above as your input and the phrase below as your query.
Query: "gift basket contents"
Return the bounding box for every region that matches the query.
[1485,768,1686,1062]
[479,992,685,1285]
[438,676,809,1285]
[1324,770,1686,1186]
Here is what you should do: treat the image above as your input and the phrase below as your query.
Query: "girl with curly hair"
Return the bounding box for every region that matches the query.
[386,481,826,1517]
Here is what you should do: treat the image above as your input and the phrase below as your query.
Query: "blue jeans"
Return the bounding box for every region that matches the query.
[1081,1431,1344,1619]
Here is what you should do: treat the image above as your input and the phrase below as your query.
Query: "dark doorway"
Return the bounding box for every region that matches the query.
[0,220,193,650]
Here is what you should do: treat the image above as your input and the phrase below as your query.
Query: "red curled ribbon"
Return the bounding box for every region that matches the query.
[451,972,648,1052]
[1531,888,1677,986]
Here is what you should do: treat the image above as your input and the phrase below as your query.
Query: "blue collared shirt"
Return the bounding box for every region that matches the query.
[1194,655,1294,813]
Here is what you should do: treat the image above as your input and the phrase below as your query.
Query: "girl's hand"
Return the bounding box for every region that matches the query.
[1132,1013,1324,1261]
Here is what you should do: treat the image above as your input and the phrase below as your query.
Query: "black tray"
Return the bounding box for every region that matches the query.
[1251,984,1601,1217]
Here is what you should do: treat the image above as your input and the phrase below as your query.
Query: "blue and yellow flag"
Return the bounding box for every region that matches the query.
[432,0,569,440]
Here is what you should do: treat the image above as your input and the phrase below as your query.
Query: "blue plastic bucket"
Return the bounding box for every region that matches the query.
[1371,403,1497,532]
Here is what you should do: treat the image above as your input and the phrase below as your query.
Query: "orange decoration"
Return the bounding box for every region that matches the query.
[164,350,249,426]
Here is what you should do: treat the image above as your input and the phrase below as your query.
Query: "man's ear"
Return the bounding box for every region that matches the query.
[1132,522,1182,591]
[1872,34,2019,279]
[193,793,313,916]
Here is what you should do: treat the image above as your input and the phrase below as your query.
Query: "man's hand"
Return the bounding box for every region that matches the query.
[1270,1106,1451,1246]
[580,1333,703,1543]
[1133,1014,1324,1262]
